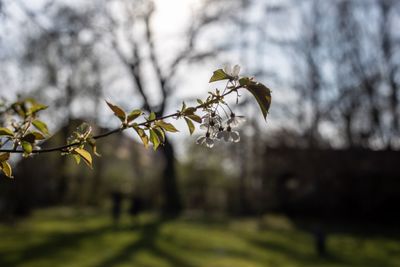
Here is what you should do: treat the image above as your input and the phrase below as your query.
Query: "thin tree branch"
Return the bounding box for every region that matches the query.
[0,87,240,154]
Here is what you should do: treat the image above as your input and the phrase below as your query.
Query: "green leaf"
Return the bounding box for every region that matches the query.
[32,120,49,135]
[154,127,165,143]
[28,103,48,115]
[127,109,142,123]
[244,81,272,120]
[155,121,179,132]
[1,161,13,178]
[239,77,251,87]
[184,118,195,135]
[0,153,10,162]
[21,141,32,155]
[148,112,156,121]
[72,154,81,165]
[149,129,160,151]
[182,107,196,115]
[73,148,93,169]
[105,101,126,122]
[76,123,92,139]
[31,132,46,140]
[187,114,202,123]
[0,127,14,136]
[133,126,149,149]
[209,69,230,83]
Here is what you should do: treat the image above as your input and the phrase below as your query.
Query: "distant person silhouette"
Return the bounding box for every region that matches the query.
[129,195,143,227]
[314,226,327,257]
[111,191,123,225]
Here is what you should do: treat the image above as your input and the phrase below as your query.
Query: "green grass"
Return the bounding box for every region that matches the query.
[0,208,399,267]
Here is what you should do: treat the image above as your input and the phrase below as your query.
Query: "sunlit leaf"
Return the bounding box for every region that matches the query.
[21,141,32,155]
[28,103,48,115]
[209,69,230,83]
[73,148,93,169]
[32,120,49,135]
[149,128,160,151]
[148,112,156,121]
[184,118,195,135]
[0,161,13,178]
[127,109,142,123]
[154,127,165,143]
[155,121,179,132]
[105,101,126,122]
[133,125,149,149]
[72,154,81,165]
[76,123,92,139]
[0,127,14,136]
[31,132,46,140]
[187,114,202,123]
[183,107,196,115]
[0,153,10,162]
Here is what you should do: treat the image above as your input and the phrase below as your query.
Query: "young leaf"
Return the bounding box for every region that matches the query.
[21,141,32,155]
[184,118,195,135]
[127,109,142,123]
[155,121,179,132]
[148,112,156,121]
[149,128,160,151]
[32,132,46,140]
[73,148,93,169]
[76,123,92,139]
[32,120,49,135]
[187,114,202,123]
[244,81,272,120]
[72,154,81,165]
[183,107,196,115]
[0,153,10,162]
[0,161,13,178]
[105,101,126,122]
[133,126,149,149]
[209,69,230,83]
[154,127,165,143]
[28,103,48,115]
[0,127,14,136]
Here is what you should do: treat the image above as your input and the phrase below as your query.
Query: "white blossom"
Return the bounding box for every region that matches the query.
[227,113,246,127]
[224,64,241,79]
[196,134,215,148]
[216,126,240,143]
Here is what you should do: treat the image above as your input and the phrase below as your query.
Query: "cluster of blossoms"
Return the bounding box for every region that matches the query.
[196,112,246,148]
[196,64,246,148]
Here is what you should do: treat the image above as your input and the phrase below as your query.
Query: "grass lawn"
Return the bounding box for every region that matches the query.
[0,208,399,267]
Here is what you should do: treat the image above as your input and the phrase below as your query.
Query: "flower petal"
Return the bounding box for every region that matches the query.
[205,138,214,148]
[231,131,240,143]
[196,136,206,145]
[224,64,232,75]
[223,131,231,142]
[216,131,224,140]
[232,65,240,77]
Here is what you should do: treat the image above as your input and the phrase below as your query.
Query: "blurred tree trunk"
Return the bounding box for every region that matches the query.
[159,138,182,217]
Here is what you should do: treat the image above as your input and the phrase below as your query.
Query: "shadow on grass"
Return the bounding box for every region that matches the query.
[95,219,194,267]
[0,224,117,267]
